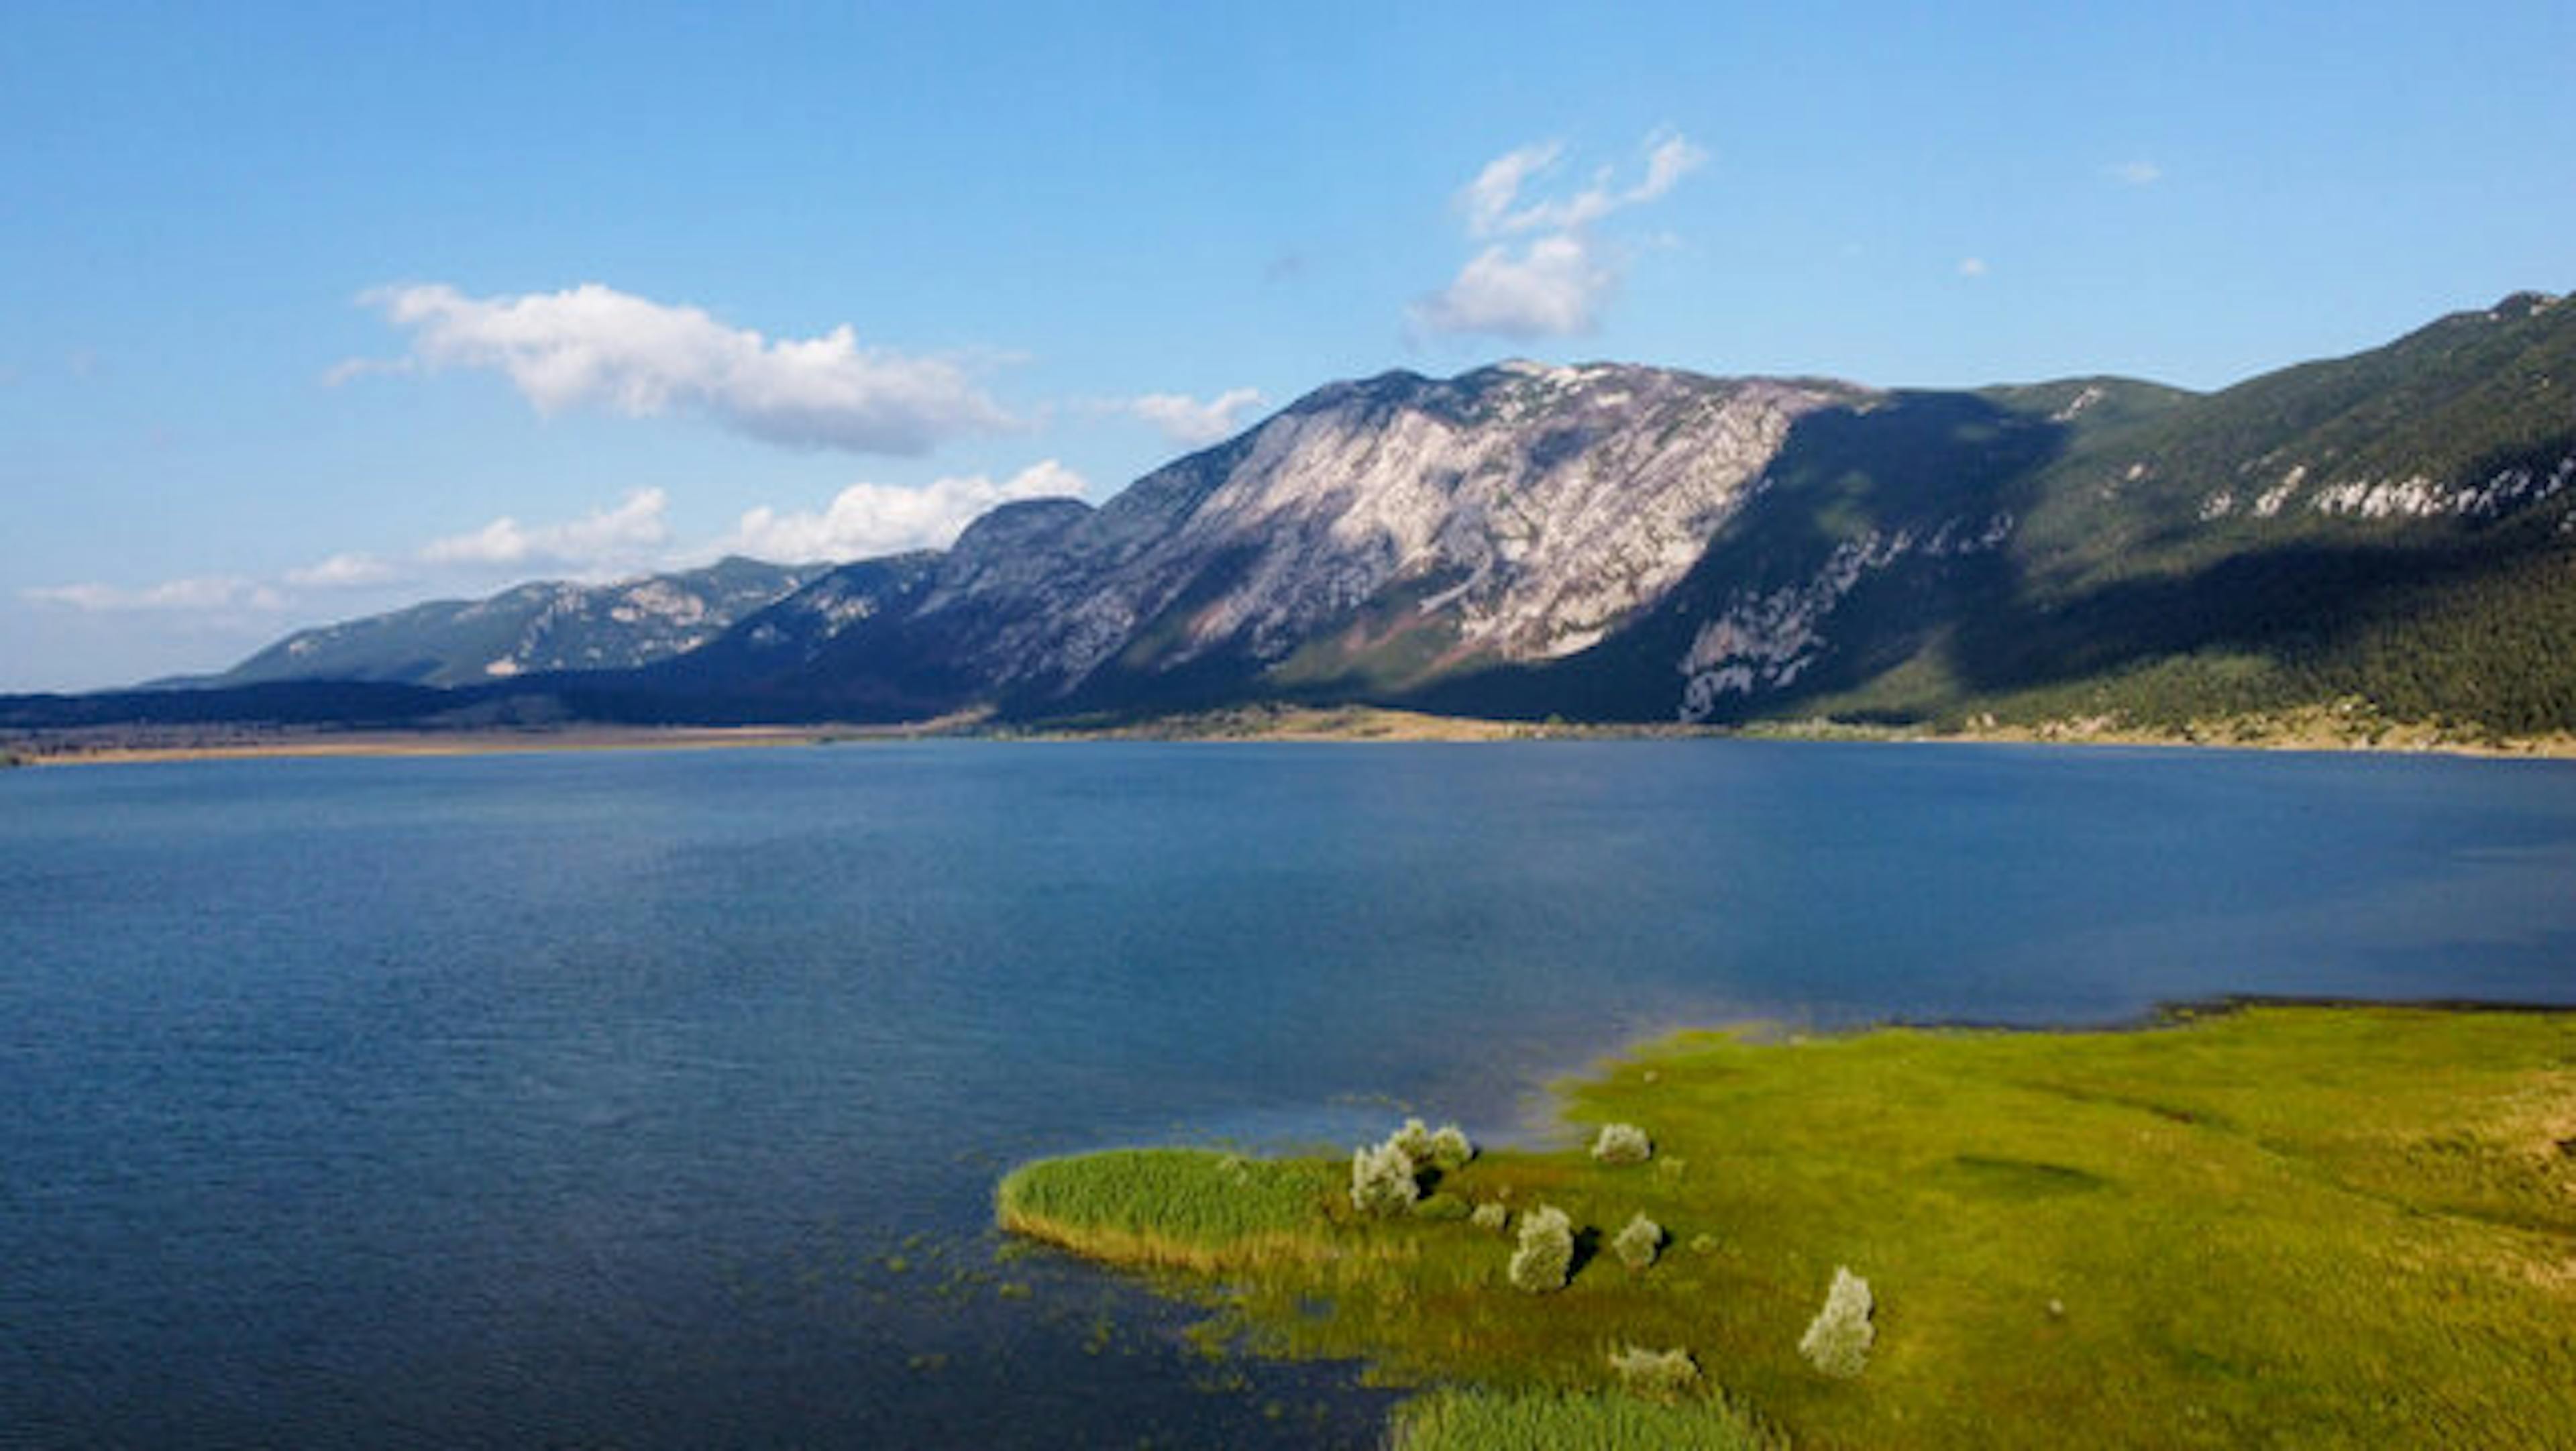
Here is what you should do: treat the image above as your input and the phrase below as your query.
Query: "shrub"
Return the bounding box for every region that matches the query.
[1389,1118,1438,1164]
[1470,1201,1511,1232]
[1592,1122,1654,1165]
[1388,1118,1474,1173]
[1612,1212,1663,1270]
[1797,1266,1876,1378]
[1426,1123,1475,1172]
[1350,1141,1419,1217]
[1411,1191,1471,1221]
[1507,1204,1575,1293]
[1607,1344,1701,1402]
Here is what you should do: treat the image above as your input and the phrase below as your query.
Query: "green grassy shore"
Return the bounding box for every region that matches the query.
[998,1004,2576,1448]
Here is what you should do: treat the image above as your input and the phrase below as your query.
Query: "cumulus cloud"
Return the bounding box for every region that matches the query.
[350,282,1012,454]
[1411,235,1617,339]
[2107,159,2163,186]
[420,488,673,572]
[23,576,288,613]
[718,460,1087,563]
[1126,388,1265,447]
[1414,131,1703,340]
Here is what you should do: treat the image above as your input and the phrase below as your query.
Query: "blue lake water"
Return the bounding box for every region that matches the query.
[4,740,2575,1446]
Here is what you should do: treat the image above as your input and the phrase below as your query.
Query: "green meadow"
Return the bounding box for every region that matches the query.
[998,1004,2576,1448]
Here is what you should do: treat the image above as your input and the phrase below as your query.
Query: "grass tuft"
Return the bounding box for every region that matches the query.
[1607,1344,1701,1401]
[1393,1386,1776,1450]
[995,1148,1334,1271]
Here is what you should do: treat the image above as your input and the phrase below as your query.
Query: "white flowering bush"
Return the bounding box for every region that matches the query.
[1350,1140,1419,1217]
[1470,1200,1510,1232]
[1426,1123,1475,1173]
[1388,1118,1438,1164]
[1591,1122,1654,1165]
[1507,1203,1575,1293]
[1387,1118,1475,1174]
[1611,1212,1663,1270]
[1798,1266,1876,1378]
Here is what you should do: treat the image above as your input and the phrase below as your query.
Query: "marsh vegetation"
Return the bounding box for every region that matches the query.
[998,1005,2576,1448]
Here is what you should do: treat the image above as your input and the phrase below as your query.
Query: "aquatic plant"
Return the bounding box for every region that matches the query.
[1507,1203,1575,1293]
[1352,1140,1419,1217]
[1797,1267,1875,1378]
[994,1148,1332,1271]
[1607,1344,1701,1402]
[1592,1122,1654,1165]
[1392,1385,1776,1450]
[1612,1212,1663,1270]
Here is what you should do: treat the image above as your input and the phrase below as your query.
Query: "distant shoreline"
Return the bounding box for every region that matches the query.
[0,724,830,766]
[8,703,2574,765]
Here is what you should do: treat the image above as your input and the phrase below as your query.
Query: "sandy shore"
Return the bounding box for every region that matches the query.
[9,704,2573,765]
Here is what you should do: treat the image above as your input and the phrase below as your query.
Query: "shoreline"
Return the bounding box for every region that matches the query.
[0,724,837,767]
[9,703,2576,766]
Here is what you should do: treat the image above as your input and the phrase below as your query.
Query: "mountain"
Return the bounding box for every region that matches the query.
[15,290,2574,742]
[209,557,828,690]
[636,291,2575,737]
[646,362,1869,718]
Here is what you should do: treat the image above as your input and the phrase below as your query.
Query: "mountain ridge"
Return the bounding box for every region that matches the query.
[15,289,2573,743]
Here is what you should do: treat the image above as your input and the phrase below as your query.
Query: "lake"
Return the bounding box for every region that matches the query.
[5,740,2575,1447]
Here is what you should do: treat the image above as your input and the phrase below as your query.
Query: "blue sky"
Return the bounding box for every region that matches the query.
[5,1,2573,690]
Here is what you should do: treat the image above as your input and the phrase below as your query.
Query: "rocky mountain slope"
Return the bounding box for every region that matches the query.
[640,364,1870,717]
[209,557,825,690]
[643,290,2573,736]
[19,290,2573,741]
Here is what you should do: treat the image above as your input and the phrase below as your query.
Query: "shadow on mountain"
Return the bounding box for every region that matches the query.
[1397,390,2073,722]
[1395,394,2576,733]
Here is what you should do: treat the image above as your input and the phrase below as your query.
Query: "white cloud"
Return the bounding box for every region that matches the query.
[719,460,1088,563]
[284,552,399,588]
[1415,131,1702,340]
[1957,256,1990,278]
[420,488,673,572]
[1461,142,1566,237]
[1461,132,1706,239]
[319,356,414,388]
[2107,160,2163,186]
[1411,234,1617,339]
[352,282,1012,454]
[23,576,288,614]
[1126,388,1265,447]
